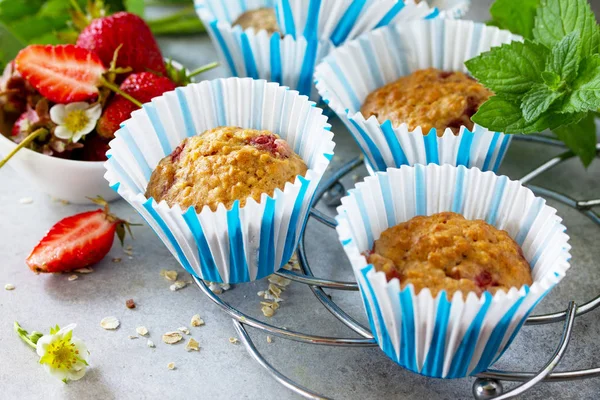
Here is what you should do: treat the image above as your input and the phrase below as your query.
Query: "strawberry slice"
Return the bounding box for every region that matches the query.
[15,44,106,104]
[26,197,134,273]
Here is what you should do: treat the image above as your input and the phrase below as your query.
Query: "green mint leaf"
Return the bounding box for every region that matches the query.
[0,21,25,68]
[488,0,540,39]
[473,95,585,134]
[552,113,598,167]
[546,31,582,83]
[542,71,561,89]
[521,83,565,122]
[533,0,600,56]
[562,54,600,113]
[0,0,44,22]
[465,40,549,98]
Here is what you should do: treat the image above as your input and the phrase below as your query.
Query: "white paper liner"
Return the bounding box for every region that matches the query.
[407,0,470,19]
[275,0,439,45]
[104,78,335,283]
[315,19,522,174]
[335,164,571,378]
[195,0,333,100]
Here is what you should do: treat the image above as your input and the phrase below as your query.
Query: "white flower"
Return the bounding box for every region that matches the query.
[36,324,89,382]
[50,102,101,143]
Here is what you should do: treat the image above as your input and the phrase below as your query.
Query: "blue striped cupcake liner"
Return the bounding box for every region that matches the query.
[275,0,439,45]
[415,0,470,19]
[335,164,571,378]
[104,78,335,284]
[195,0,333,100]
[315,19,521,174]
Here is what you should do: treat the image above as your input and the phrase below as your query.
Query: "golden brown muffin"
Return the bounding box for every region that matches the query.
[367,212,532,297]
[233,8,279,34]
[145,127,307,212]
[360,68,492,135]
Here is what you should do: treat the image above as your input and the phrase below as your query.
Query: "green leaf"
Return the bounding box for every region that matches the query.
[0,21,25,68]
[546,31,582,83]
[0,0,44,22]
[9,14,70,42]
[552,113,598,167]
[533,0,600,56]
[465,40,549,98]
[488,0,540,39]
[473,95,584,134]
[542,71,561,89]
[521,83,565,122]
[124,0,144,16]
[562,54,600,113]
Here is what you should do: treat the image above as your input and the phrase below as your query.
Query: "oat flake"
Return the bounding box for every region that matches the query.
[185,338,200,352]
[191,314,204,327]
[229,337,240,345]
[100,316,120,330]
[68,275,78,281]
[112,257,122,263]
[75,267,94,274]
[160,269,178,281]
[147,340,155,348]
[136,326,149,336]
[19,197,33,204]
[128,335,138,340]
[4,283,15,290]
[178,327,190,335]
[267,336,272,343]
[162,331,183,344]
[167,362,175,370]
[170,280,188,291]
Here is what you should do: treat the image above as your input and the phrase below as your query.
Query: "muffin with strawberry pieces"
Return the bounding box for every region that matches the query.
[145,126,308,212]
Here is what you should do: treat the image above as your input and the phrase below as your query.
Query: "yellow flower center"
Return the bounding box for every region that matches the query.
[40,337,81,370]
[63,110,89,133]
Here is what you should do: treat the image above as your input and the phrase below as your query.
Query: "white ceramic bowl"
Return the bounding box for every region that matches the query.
[0,133,119,203]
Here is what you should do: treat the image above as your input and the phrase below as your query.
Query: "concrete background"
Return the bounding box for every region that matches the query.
[1,1,599,399]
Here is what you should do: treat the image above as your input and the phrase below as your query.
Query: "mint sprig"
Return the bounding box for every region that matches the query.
[468,0,600,167]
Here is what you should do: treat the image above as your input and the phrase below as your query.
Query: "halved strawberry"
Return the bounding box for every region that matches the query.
[26,197,134,273]
[14,44,106,104]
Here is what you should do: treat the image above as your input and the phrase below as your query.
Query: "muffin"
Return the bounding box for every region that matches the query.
[232,8,279,34]
[367,212,532,297]
[145,126,307,212]
[360,68,492,135]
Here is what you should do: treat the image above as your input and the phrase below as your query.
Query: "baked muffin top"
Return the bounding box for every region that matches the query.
[233,8,279,34]
[360,68,492,136]
[367,212,532,297]
[145,126,307,212]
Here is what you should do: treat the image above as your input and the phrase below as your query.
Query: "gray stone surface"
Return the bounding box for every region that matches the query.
[1,2,600,399]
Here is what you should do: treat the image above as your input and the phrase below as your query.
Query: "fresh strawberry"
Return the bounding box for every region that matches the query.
[76,12,166,75]
[81,133,111,161]
[26,197,134,273]
[97,72,177,139]
[15,45,106,104]
[11,107,40,137]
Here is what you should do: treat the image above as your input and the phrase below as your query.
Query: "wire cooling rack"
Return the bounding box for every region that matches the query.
[192,135,600,400]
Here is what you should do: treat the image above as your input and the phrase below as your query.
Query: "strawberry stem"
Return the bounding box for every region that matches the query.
[0,128,47,169]
[99,76,143,108]
[188,62,219,78]
[14,322,39,350]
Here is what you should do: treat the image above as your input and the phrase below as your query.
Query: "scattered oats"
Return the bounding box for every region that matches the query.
[128,335,138,340]
[19,197,33,204]
[191,314,204,327]
[229,337,240,345]
[75,267,94,274]
[178,327,190,335]
[352,174,360,182]
[170,280,188,291]
[268,275,291,287]
[268,283,282,298]
[185,337,200,352]
[60,199,70,205]
[162,331,183,344]
[147,339,155,348]
[282,263,292,271]
[123,249,133,256]
[100,316,120,330]
[128,256,133,260]
[112,257,122,263]
[126,245,133,251]
[207,281,230,294]
[160,269,178,281]
[267,336,272,343]
[261,306,275,317]
[167,362,176,370]
[126,299,136,309]
[68,274,78,281]
[136,326,149,336]
[257,290,265,297]
[4,283,15,290]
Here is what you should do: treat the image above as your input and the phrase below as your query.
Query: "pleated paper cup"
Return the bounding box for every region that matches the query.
[275,0,439,45]
[335,164,571,378]
[406,0,470,19]
[315,19,521,174]
[104,78,335,284]
[195,0,333,100]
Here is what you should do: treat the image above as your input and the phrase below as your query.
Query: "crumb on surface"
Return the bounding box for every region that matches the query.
[126,299,136,309]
